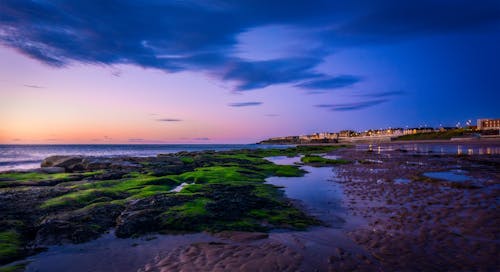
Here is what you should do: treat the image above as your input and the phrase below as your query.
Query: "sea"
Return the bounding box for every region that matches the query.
[0,144,288,172]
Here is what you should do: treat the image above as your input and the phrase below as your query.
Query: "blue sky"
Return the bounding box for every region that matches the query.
[0,1,499,143]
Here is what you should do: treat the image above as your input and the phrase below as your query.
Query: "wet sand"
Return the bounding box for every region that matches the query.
[333,141,500,271]
[19,141,500,271]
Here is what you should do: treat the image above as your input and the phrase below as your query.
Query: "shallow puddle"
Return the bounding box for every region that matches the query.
[424,171,471,182]
[265,155,302,165]
[24,232,217,272]
[265,157,368,270]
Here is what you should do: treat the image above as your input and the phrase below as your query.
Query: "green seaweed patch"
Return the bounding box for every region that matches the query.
[258,164,306,177]
[395,129,467,141]
[40,189,127,209]
[180,157,194,164]
[301,155,350,166]
[159,198,212,231]
[0,172,70,182]
[170,166,262,184]
[0,230,22,264]
[255,145,351,158]
[42,174,182,209]
[0,171,102,182]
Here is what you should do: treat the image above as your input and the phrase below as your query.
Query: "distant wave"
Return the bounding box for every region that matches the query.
[0,160,41,167]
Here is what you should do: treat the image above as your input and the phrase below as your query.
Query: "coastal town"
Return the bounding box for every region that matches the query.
[260,118,500,144]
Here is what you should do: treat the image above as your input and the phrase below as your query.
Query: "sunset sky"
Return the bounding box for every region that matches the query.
[1,1,499,144]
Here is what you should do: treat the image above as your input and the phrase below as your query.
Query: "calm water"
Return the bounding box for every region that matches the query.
[356,142,500,155]
[0,144,288,172]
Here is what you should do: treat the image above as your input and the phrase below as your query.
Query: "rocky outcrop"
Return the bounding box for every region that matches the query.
[35,203,124,246]
[41,156,85,171]
[115,194,194,238]
[41,156,142,172]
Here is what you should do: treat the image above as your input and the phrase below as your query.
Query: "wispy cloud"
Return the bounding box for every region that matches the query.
[24,84,44,89]
[296,75,361,91]
[156,118,182,122]
[316,99,388,111]
[192,137,210,141]
[356,90,405,98]
[228,101,262,107]
[128,138,145,142]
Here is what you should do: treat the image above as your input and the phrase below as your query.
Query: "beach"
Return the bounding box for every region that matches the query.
[0,141,498,271]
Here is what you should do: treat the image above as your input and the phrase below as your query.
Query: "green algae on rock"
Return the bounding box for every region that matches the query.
[0,145,348,265]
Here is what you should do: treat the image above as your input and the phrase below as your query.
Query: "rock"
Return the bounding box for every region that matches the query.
[115,194,194,237]
[35,203,124,246]
[41,156,84,171]
[115,209,161,238]
[40,167,66,174]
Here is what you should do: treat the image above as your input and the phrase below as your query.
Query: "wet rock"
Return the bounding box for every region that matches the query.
[204,184,274,220]
[35,203,124,246]
[92,171,127,180]
[115,194,194,237]
[39,167,66,174]
[41,156,84,171]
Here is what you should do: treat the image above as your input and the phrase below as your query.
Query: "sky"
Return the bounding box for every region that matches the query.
[0,0,499,144]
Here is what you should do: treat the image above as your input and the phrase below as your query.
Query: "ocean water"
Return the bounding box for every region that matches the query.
[0,144,288,172]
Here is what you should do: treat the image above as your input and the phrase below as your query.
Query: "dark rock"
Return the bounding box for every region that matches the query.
[39,167,66,174]
[204,184,273,220]
[41,156,84,171]
[35,203,124,246]
[92,171,127,180]
[115,194,194,237]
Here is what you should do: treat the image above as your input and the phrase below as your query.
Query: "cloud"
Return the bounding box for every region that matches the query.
[156,118,182,122]
[24,84,44,89]
[316,99,388,111]
[295,75,361,90]
[0,1,499,92]
[356,90,405,98]
[228,101,262,107]
[128,138,145,142]
[221,57,324,91]
[192,137,210,141]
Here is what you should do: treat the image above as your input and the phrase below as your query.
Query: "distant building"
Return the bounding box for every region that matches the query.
[477,118,500,130]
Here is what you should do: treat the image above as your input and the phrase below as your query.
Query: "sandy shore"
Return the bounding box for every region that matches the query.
[140,141,499,271]
[332,141,499,271]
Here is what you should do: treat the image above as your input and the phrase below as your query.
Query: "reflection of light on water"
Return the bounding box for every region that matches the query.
[358,143,499,155]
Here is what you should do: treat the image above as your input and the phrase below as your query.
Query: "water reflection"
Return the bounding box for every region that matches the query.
[358,143,500,155]
[423,171,471,182]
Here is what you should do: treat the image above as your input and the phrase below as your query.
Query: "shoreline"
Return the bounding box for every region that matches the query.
[1,143,499,271]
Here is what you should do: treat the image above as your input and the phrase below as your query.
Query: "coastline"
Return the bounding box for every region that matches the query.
[1,142,498,271]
